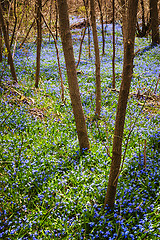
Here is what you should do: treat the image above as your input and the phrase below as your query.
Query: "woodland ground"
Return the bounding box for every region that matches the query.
[0,19,160,239]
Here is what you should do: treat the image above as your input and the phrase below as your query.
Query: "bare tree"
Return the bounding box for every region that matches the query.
[0,2,17,83]
[57,0,90,151]
[90,0,101,118]
[104,0,138,208]
[35,0,42,88]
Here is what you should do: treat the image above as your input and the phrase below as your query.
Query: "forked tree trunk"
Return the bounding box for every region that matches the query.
[150,0,160,44]
[57,0,90,151]
[104,0,138,208]
[35,0,42,88]
[0,2,17,83]
[90,0,101,117]
[83,0,91,58]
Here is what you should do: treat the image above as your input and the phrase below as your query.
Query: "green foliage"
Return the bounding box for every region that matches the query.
[0,23,160,239]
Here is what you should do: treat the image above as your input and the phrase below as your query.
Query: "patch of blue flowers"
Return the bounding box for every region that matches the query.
[0,22,160,239]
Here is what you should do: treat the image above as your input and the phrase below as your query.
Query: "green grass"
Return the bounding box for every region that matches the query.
[0,24,160,239]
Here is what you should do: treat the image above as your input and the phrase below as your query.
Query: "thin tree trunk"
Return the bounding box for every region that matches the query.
[19,20,35,49]
[49,0,52,42]
[0,2,17,83]
[35,0,42,88]
[19,0,49,49]
[12,2,26,59]
[150,0,159,44]
[112,0,115,89]
[55,0,58,40]
[83,0,91,58]
[104,0,138,208]
[120,0,127,45]
[40,11,64,102]
[10,0,17,48]
[76,22,87,68]
[90,0,101,118]
[0,23,2,62]
[97,0,105,55]
[57,0,90,151]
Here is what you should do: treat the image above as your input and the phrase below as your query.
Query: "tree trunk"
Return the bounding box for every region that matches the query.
[0,2,17,83]
[57,0,90,151]
[90,0,101,118]
[55,0,58,40]
[49,0,52,42]
[150,0,160,44]
[0,22,2,62]
[120,0,127,45]
[83,0,91,58]
[112,0,115,89]
[104,0,138,208]
[10,0,17,48]
[97,0,105,55]
[35,0,42,88]
[41,11,64,102]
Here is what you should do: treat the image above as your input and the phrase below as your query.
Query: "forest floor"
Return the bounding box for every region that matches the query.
[0,21,160,239]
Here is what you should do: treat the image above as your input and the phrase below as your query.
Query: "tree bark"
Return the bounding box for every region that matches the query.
[112,0,115,89]
[57,0,90,151]
[150,0,160,44]
[120,0,127,45]
[35,0,42,88]
[97,0,105,55]
[55,0,58,40]
[0,2,17,83]
[0,22,2,62]
[90,0,101,118]
[104,0,138,208]
[83,0,91,58]
[10,0,17,48]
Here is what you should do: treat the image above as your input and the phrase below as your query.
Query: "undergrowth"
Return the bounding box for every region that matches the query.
[0,22,160,239]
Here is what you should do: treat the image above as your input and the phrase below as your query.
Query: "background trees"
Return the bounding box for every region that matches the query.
[0,0,160,239]
[0,1,17,83]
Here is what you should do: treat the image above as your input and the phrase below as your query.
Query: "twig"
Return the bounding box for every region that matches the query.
[96,120,112,159]
[113,87,152,186]
[0,105,16,127]
[154,73,160,94]
[18,20,35,49]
